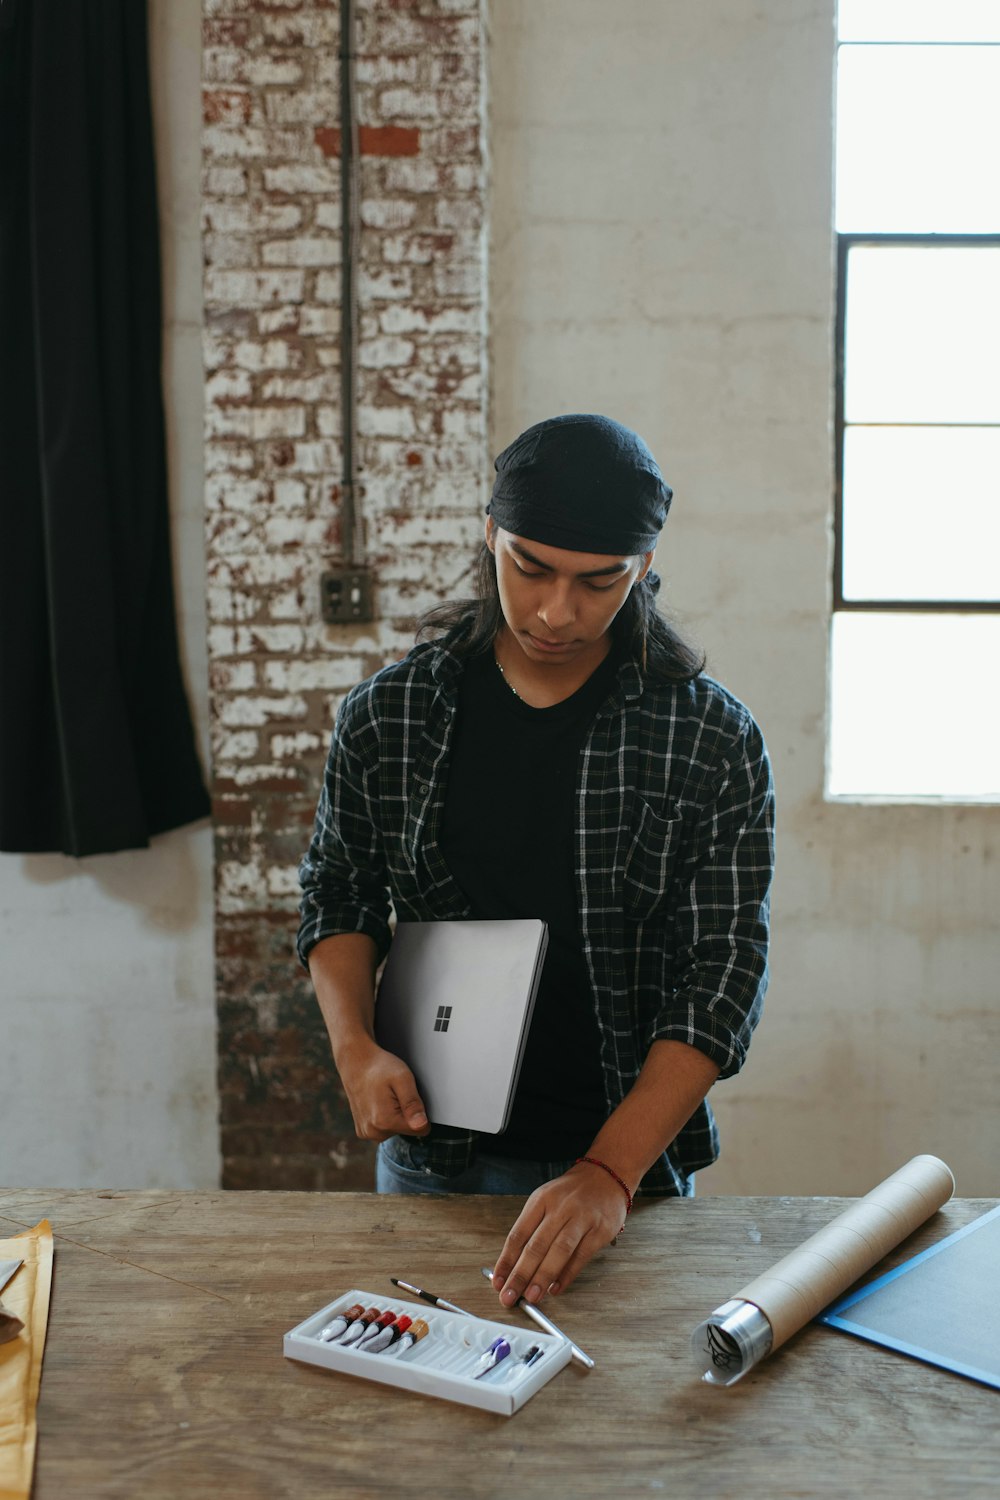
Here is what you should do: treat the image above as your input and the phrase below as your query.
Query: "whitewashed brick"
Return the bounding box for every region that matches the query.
[433,262,485,298]
[315,406,342,437]
[204,125,308,162]
[202,200,253,234]
[217,860,268,914]
[211,661,258,692]
[248,407,307,440]
[206,405,254,439]
[381,233,435,267]
[267,588,306,620]
[202,235,262,272]
[262,236,340,268]
[435,197,483,230]
[205,476,271,512]
[314,272,340,304]
[378,88,445,120]
[271,731,324,759]
[206,585,236,623]
[272,478,308,510]
[232,338,302,371]
[205,442,256,474]
[299,307,339,337]
[380,160,440,194]
[377,304,481,335]
[249,625,307,653]
[263,164,336,195]
[373,512,467,547]
[204,2,488,1155]
[204,164,248,196]
[359,336,415,369]
[352,55,419,86]
[252,203,305,233]
[229,764,299,788]
[233,553,308,588]
[357,268,414,301]
[440,405,486,440]
[265,89,336,125]
[244,56,305,87]
[262,13,337,48]
[266,865,301,900]
[291,440,339,472]
[205,268,305,307]
[218,694,308,728]
[261,373,335,402]
[203,47,244,85]
[208,624,241,658]
[263,658,366,693]
[214,729,260,760]
[360,199,419,231]
[257,305,302,334]
[357,404,417,439]
[206,368,253,402]
[264,515,328,550]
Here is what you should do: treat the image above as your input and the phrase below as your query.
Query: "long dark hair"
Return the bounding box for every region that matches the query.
[418,543,704,683]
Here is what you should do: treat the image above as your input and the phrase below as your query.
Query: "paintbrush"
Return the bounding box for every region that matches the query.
[389,1277,479,1318]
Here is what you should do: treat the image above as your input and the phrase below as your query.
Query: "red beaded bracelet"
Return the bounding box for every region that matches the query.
[575,1155,633,1237]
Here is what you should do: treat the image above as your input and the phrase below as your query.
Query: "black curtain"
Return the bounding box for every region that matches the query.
[0,0,210,855]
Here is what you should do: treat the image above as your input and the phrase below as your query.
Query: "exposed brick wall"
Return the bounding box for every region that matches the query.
[202,0,487,1189]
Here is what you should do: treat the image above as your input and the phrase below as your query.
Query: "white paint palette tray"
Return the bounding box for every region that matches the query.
[284,1287,573,1415]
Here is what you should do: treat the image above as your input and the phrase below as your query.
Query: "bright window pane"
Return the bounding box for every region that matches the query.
[836,47,1000,232]
[844,246,1000,424]
[829,613,1000,799]
[838,1,1000,43]
[842,426,1000,601]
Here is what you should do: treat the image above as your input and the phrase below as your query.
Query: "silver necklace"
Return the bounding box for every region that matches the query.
[494,653,522,700]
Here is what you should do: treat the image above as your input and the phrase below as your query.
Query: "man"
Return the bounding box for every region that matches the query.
[298,413,774,1311]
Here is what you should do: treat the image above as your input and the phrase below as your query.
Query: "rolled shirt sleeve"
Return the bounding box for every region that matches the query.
[297,685,394,968]
[647,708,774,1077]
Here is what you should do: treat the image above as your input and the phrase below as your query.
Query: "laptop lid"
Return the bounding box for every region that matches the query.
[373,918,549,1136]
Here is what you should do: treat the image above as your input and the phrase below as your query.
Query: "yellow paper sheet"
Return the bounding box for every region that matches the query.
[0,1223,53,1500]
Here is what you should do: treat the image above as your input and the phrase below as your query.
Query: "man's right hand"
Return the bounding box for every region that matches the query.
[336,1038,430,1141]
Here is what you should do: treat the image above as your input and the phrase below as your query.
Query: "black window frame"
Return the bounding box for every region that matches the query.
[834,232,1000,615]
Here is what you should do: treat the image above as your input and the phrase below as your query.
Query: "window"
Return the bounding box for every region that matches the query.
[829,2,1000,801]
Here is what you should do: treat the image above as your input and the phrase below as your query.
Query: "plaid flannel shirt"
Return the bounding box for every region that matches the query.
[298,628,775,1195]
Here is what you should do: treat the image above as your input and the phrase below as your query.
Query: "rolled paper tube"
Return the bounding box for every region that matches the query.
[691,1153,956,1386]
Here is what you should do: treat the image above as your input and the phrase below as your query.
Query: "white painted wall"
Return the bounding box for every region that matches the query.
[489,0,1000,1196]
[2,0,218,1190]
[7,0,997,1199]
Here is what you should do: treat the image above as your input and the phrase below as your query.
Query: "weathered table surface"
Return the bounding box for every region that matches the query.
[1,1189,996,1499]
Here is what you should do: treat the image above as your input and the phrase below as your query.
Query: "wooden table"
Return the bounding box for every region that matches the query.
[1,1189,996,1498]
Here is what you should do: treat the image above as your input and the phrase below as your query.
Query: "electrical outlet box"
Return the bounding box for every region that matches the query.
[320,568,375,624]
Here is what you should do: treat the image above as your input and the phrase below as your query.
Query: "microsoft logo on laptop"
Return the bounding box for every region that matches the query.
[433,1005,453,1033]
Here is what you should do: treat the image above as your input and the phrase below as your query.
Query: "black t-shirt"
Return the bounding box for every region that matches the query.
[439,646,618,1159]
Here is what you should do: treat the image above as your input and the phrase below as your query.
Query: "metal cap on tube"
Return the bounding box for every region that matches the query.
[690,1299,773,1387]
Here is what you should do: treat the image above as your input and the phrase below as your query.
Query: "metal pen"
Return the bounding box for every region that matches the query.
[480,1267,595,1370]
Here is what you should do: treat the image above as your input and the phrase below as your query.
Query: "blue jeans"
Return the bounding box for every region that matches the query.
[375,1135,577,1196]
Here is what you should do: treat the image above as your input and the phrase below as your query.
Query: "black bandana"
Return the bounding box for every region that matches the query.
[487,413,672,555]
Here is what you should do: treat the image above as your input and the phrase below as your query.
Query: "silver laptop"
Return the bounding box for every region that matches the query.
[374,918,549,1135]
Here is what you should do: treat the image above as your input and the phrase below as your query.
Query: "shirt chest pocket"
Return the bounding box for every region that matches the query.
[621,802,684,921]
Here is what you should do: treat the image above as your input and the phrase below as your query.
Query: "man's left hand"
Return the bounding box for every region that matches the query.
[490,1161,629,1306]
